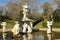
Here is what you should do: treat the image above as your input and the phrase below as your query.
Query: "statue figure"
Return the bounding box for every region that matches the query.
[47,21,53,33]
[22,3,33,33]
[1,22,7,32]
[22,22,32,33]
[12,21,20,36]
[22,3,31,21]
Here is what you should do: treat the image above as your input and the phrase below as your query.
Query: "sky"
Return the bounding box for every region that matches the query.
[0,0,57,13]
[0,0,54,6]
[0,0,10,6]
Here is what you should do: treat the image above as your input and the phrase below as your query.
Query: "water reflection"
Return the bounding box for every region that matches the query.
[47,33,53,40]
[27,34,33,40]
[2,33,7,40]
[0,32,60,40]
[12,37,20,40]
[34,34,44,40]
[23,34,33,40]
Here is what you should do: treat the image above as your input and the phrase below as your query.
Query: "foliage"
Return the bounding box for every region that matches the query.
[42,2,53,20]
[7,2,23,20]
[52,22,60,28]
[28,13,43,20]
[6,20,15,29]
[52,9,60,22]
[42,19,47,27]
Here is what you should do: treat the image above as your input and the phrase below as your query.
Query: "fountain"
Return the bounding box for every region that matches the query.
[1,22,7,32]
[12,21,20,36]
[22,3,33,33]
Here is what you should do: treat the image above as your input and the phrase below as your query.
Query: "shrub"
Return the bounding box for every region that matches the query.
[42,21,47,27]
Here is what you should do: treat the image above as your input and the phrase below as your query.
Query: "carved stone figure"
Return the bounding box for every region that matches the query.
[1,22,7,32]
[12,21,20,36]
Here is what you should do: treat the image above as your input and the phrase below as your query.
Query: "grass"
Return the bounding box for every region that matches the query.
[52,22,60,28]
[34,19,60,29]
[6,20,15,29]
[34,19,47,28]
[0,19,60,29]
[34,21,43,28]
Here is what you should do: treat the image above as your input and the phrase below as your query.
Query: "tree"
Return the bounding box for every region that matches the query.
[6,0,41,20]
[54,0,60,9]
[11,0,41,14]
[7,2,22,20]
[52,8,60,22]
[42,2,53,20]
[0,8,3,21]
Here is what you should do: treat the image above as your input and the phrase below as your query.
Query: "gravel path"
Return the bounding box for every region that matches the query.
[39,28,60,32]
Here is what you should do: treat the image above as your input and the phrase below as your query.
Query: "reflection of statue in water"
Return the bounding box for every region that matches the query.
[47,33,53,40]
[22,3,33,33]
[23,34,33,40]
[27,34,33,40]
[12,21,20,36]
[1,22,7,32]
[2,33,7,40]
[23,35,27,40]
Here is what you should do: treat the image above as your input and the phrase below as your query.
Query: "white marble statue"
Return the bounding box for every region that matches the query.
[22,3,29,12]
[47,21,53,33]
[22,3,33,33]
[30,22,33,28]
[12,21,20,36]
[22,3,31,21]
[1,22,7,32]
[22,23,32,33]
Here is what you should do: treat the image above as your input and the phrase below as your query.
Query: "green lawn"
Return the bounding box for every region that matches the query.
[0,19,60,29]
[6,20,15,29]
[34,19,47,28]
